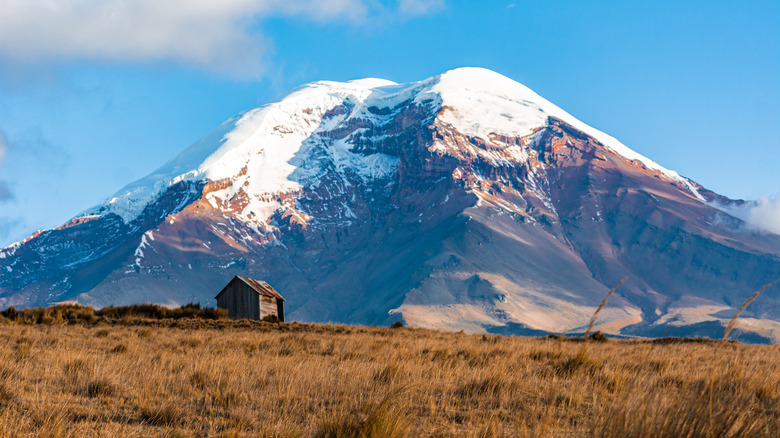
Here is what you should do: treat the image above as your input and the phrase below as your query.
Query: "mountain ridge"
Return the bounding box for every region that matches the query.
[2,67,779,342]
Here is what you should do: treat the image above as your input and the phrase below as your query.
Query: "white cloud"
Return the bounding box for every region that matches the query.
[398,0,445,16]
[720,194,780,235]
[0,0,370,78]
[742,195,780,235]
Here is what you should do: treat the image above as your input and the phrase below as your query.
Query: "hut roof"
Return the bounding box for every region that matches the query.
[215,276,286,301]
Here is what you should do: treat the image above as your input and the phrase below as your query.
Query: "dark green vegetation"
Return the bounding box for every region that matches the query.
[0,303,226,325]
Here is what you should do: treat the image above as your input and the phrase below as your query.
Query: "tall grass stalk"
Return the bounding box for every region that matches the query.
[723,279,780,340]
[584,277,627,338]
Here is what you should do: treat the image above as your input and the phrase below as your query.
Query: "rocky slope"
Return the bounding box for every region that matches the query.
[2,68,779,341]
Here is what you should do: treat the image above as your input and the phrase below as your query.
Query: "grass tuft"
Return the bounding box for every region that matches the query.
[555,350,601,377]
[315,388,410,438]
[140,403,183,427]
[189,371,209,389]
[82,379,115,398]
[455,376,503,399]
[373,364,399,385]
[109,344,128,354]
[0,382,14,408]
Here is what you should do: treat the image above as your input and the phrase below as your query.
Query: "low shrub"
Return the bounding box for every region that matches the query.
[0,303,227,325]
[262,314,279,323]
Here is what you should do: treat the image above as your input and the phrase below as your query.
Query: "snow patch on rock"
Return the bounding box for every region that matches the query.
[420,68,702,198]
[80,67,704,226]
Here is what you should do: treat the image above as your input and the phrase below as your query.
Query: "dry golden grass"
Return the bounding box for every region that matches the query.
[0,318,778,437]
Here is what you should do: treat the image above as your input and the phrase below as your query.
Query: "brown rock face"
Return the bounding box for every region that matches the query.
[1,87,779,342]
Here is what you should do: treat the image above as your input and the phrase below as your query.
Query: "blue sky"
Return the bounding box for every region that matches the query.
[0,0,778,246]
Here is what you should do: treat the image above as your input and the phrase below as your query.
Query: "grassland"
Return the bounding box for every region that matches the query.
[0,305,778,437]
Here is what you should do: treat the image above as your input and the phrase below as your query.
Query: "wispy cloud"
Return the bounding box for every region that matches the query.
[398,0,445,16]
[742,195,780,235]
[0,0,372,78]
[0,126,70,205]
[12,128,71,173]
[720,194,780,235]
[0,128,11,202]
[0,217,24,245]
[0,181,12,202]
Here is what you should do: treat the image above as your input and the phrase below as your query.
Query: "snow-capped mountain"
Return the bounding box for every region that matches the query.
[2,68,779,341]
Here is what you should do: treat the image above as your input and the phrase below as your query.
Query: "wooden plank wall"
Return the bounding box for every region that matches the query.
[259,295,278,320]
[217,280,260,320]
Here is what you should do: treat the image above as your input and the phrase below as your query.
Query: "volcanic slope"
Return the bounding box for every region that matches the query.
[2,68,779,341]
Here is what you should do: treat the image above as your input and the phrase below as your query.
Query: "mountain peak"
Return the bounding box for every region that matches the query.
[87,68,702,225]
[344,78,398,88]
[437,66,531,89]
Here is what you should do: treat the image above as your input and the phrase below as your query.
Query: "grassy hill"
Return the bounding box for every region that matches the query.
[0,305,777,436]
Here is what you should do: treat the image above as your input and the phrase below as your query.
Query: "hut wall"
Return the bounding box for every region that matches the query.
[217,280,260,320]
[276,300,285,323]
[259,295,278,320]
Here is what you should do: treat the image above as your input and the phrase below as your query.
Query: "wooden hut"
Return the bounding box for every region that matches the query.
[215,276,285,322]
